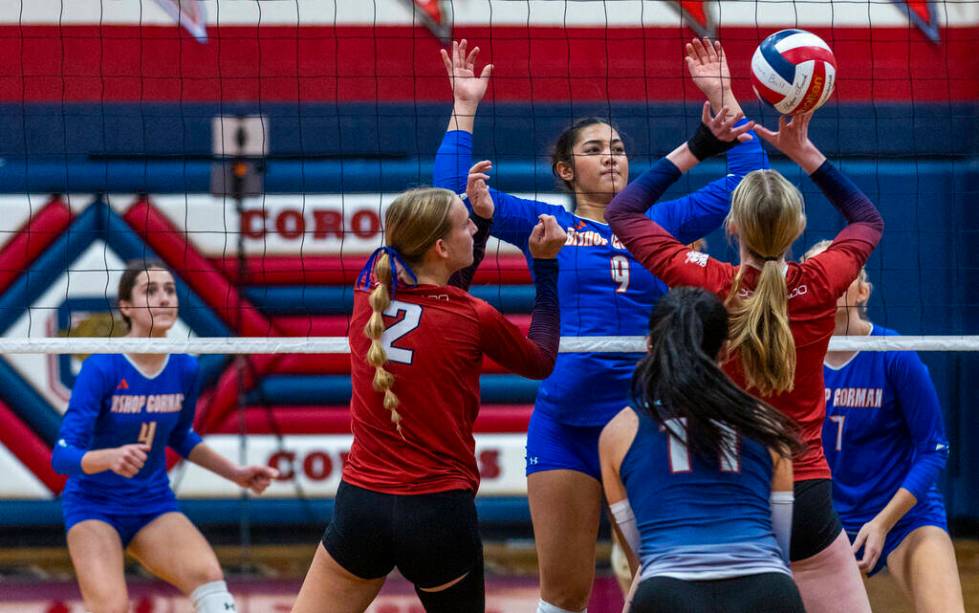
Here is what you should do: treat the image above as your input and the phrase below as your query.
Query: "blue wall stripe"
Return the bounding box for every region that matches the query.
[242,285,535,315]
[246,374,540,405]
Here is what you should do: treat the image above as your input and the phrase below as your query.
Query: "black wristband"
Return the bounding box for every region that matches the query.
[686,122,739,161]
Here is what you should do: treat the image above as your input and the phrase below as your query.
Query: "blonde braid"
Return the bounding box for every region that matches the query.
[363,252,403,436]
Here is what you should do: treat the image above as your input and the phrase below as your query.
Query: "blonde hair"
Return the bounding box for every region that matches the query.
[803,239,868,286]
[364,187,456,435]
[725,170,806,396]
[804,239,870,320]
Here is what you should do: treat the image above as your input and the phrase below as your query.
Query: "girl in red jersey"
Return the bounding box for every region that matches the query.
[606,109,883,613]
[291,164,566,613]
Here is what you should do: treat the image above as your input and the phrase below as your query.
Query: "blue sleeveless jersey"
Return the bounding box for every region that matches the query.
[52,354,203,514]
[620,407,788,580]
[434,128,768,426]
[823,325,949,529]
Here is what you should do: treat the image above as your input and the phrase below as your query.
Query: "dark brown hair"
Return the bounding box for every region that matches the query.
[550,117,619,192]
[118,260,169,329]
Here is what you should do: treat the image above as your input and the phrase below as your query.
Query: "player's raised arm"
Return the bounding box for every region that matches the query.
[448,160,495,290]
[478,214,564,379]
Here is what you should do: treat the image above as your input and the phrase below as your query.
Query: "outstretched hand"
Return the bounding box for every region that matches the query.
[467,160,494,220]
[441,39,493,109]
[686,38,741,116]
[755,112,827,174]
[701,102,754,143]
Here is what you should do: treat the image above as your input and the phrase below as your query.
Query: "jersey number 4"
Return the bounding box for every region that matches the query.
[663,418,740,474]
[381,300,423,364]
[137,421,157,451]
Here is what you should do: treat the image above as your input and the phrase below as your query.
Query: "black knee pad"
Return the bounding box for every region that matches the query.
[413,553,485,613]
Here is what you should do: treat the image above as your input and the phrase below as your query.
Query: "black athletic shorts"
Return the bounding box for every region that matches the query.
[632,572,805,613]
[790,478,844,561]
[322,480,483,588]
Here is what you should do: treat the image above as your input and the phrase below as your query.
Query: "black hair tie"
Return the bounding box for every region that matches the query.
[687,122,739,161]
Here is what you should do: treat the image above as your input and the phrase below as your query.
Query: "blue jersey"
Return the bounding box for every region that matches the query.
[823,325,949,529]
[434,129,767,426]
[52,354,203,514]
[620,407,787,580]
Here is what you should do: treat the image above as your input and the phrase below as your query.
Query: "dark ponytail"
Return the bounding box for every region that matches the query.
[631,287,801,462]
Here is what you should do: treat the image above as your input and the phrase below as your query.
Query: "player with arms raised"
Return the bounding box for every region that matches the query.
[292,165,566,613]
[436,38,767,613]
[606,110,883,612]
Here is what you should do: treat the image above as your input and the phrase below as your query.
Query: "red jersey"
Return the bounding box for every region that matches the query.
[607,159,883,481]
[343,280,558,495]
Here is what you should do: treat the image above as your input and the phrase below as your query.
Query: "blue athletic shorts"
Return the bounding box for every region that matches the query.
[525,409,605,481]
[63,500,179,547]
[847,496,948,577]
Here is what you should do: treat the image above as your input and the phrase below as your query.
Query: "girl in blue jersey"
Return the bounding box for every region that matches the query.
[600,287,804,612]
[51,261,278,613]
[436,38,768,613]
[804,241,964,612]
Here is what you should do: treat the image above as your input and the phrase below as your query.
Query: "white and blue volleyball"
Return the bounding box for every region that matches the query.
[751,29,837,115]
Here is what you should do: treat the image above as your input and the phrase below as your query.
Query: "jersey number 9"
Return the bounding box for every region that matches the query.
[610,255,630,293]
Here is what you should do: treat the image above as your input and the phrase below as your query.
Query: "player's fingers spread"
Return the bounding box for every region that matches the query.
[480,64,494,79]
[440,49,451,72]
[703,37,717,60]
[715,106,730,125]
[700,101,711,124]
[733,120,754,136]
[754,124,776,142]
[467,46,479,67]
[691,37,707,63]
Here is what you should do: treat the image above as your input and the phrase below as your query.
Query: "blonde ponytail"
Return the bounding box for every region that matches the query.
[727,261,796,395]
[725,169,806,396]
[363,252,403,435]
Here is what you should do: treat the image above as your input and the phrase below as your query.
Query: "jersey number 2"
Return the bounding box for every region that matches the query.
[381,300,422,364]
[610,255,630,293]
[664,418,740,474]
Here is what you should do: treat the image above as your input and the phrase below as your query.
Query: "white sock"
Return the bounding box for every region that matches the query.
[191,580,237,613]
[537,600,586,613]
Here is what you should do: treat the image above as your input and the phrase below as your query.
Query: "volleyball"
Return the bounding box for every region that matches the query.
[751,29,837,115]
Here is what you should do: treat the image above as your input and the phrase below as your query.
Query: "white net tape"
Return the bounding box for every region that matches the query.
[1,336,977,354]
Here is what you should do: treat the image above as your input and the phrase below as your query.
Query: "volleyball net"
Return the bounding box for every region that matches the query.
[0,0,977,526]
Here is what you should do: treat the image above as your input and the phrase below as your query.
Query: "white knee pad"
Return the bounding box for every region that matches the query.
[191,580,237,613]
[537,600,586,613]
